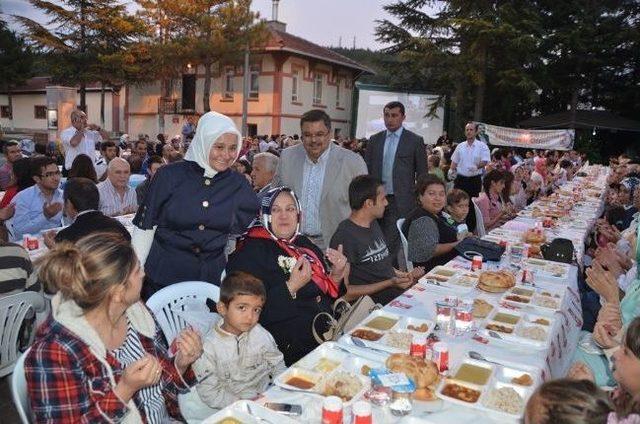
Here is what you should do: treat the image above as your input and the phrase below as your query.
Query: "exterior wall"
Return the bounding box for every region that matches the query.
[0,93,47,131]
[280,56,354,136]
[2,53,361,140]
[0,90,116,134]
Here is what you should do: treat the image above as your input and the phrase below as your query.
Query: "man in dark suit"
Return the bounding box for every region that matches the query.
[364,101,428,266]
[43,177,131,247]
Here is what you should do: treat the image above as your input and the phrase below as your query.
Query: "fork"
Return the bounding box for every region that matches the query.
[244,402,273,424]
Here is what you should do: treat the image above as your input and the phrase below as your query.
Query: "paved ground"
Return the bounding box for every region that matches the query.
[0,376,21,423]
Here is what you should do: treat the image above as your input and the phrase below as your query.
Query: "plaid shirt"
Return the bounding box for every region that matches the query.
[25,314,196,423]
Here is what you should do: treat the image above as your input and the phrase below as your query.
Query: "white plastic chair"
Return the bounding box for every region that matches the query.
[146,281,221,344]
[471,198,486,237]
[396,218,413,272]
[11,347,31,424]
[0,292,46,377]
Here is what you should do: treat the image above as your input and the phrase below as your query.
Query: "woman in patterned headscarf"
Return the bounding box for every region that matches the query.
[226,186,348,365]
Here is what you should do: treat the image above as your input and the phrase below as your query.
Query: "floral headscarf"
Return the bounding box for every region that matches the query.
[238,186,339,298]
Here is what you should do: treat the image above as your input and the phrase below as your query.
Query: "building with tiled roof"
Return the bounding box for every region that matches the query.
[0,11,371,140]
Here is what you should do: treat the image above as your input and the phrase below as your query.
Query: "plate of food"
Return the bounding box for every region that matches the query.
[477,271,516,293]
[501,286,565,313]
[437,358,537,420]
[480,308,553,349]
[203,400,300,424]
[345,310,434,355]
[295,342,349,373]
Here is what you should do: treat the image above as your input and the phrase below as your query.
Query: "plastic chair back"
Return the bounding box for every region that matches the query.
[11,347,31,424]
[396,218,413,272]
[146,281,221,344]
[472,198,486,237]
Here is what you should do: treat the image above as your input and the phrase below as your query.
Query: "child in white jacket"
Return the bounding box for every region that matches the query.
[192,271,286,409]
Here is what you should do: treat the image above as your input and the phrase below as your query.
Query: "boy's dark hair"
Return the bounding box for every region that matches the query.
[605,205,626,230]
[219,271,266,305]
[300,109,331,130]
[64,177,99,211]
[560,159,572,169]
[447,188,469,206]
[384,101,405,115]
[349,174,382,210]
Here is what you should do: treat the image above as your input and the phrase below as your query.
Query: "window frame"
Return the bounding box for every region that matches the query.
[34,105,47,119]
[224,67,235,99]
[313,73,323,105]
[291,70,299,102]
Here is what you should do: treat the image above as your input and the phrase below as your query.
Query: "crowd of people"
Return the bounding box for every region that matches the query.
[0,101,638,424]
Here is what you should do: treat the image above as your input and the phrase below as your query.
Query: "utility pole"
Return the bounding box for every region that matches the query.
[353,36,356,49]
[241,47,250,137]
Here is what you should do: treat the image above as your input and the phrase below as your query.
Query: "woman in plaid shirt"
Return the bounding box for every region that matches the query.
[25,233,203,423]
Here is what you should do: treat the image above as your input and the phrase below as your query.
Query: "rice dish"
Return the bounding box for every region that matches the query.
[533,296,559,309]
[384,331,413,350]
[484,387,524,414]
[321,372,363,401]
[520,326,547,341]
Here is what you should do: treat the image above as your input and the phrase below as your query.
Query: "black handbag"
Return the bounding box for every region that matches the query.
[454,237,505,262]
[541,238,575,264]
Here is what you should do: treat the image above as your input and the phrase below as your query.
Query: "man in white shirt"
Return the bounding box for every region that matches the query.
[59,110,107,175]
[97,157,138,217]
[10,156,64,241]
[450,122,490,198]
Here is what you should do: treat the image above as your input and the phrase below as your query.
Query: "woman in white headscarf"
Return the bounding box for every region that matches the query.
[132,112,259,299]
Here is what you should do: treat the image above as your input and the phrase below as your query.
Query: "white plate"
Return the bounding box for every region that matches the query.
[202,400,300,424]
[295,342,348,373]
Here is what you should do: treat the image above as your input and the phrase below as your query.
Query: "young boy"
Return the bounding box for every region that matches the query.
[444,188,471,238]
[192,271,286,410]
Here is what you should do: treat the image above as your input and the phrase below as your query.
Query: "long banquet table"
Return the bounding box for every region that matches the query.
[204,164,609,424]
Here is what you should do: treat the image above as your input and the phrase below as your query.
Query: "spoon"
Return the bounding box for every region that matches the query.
[350,336,389,354]
[488,330,503,340]
[468,351,503,366]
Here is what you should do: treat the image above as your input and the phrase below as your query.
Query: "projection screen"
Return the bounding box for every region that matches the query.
[355,85,445,144]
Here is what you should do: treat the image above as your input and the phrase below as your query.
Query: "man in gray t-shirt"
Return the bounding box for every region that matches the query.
[330,175,424,305]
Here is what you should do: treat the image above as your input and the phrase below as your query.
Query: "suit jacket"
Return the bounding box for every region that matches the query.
[365,128,428,216]
[55,210,131,243]
[273,143,368,244]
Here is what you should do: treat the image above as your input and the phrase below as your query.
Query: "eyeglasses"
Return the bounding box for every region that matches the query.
[302,132,329,141]
[40,170,62,178]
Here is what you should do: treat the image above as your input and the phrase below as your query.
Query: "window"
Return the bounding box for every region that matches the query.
[0,106,10,118]
[313,73,323,105]
[34,105,47,119]
[224,68,234,99]
[336,78,341,107]
[291,70,299,102]
[249,65,259,99]
[181,74,196,110]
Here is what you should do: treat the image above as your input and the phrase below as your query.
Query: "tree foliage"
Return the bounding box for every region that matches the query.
[375,0,640,139]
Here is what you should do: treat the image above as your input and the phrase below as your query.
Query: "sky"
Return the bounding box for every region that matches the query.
[1,0,398,50]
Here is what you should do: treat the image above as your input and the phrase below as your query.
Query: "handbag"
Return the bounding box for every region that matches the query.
[312,295,380,344]
[541,238,575,264]
[454,237,505,262]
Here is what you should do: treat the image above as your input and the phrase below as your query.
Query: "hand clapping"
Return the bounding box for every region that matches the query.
[174,328,203,375]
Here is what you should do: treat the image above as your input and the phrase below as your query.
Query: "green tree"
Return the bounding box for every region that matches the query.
[376,0,541,137]
[0,21,34,130]
[14,0,146,114]
[182,0,266,112]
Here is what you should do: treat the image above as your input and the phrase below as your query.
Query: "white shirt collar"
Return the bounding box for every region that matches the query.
[305,142,332,165]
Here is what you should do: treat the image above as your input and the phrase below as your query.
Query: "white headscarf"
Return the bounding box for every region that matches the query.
[184,111,242,177]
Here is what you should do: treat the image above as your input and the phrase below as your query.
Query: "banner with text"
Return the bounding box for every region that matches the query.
[478,123,575,150]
